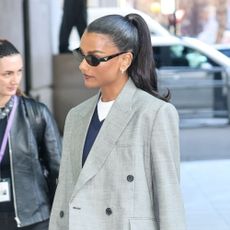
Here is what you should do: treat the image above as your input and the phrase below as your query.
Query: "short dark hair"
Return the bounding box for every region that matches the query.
[0,39,20,58]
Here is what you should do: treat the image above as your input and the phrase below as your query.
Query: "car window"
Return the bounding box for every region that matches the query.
[153,45,218,69]
[218,49,230,58]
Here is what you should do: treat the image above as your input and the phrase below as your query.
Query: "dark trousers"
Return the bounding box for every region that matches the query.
[59,0,87,53]
[0,212,49,230]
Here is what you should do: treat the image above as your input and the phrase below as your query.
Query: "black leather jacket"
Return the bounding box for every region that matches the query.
[9,96,62,227]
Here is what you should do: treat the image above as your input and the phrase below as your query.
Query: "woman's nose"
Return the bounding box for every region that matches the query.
[11,72,22,84]
[79,58,88,72]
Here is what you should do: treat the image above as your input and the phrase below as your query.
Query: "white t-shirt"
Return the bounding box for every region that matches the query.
[97,97,115,122]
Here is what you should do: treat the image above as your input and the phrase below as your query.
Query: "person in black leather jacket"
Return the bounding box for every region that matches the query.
[0,39,62,230]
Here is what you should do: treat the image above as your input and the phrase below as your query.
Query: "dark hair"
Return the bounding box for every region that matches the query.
[87,13,170,102]
[0,39,20,58]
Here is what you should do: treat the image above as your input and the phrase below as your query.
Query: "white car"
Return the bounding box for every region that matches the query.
[152,36,230,118]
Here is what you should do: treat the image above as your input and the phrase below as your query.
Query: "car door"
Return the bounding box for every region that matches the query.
[153,44,227,118]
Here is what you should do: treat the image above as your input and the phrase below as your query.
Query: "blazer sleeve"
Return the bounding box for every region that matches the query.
[150,102,187,230]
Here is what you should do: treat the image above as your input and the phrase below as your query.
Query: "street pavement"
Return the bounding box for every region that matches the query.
[179,120,230,230]
[180,119,230,161]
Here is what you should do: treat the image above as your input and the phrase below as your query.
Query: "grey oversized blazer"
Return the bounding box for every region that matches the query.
[49,79,186,230]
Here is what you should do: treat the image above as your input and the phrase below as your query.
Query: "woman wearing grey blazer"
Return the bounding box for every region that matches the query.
[49,13,186,230]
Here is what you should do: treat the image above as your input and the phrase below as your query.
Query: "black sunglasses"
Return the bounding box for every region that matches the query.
[72,48,128,66]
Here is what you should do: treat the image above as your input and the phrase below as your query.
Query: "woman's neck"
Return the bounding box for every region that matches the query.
[0,96,12,108]
[100,76,128,102]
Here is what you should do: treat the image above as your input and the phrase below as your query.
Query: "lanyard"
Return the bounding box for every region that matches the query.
[0,96,18,163]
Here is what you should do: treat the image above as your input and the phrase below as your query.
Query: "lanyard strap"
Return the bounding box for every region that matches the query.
[0,96,18,163]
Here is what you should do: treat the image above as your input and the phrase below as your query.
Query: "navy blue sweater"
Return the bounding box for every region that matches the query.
[82,107,104,166]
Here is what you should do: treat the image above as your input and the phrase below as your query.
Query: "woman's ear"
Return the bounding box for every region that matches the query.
[120,52,133,72]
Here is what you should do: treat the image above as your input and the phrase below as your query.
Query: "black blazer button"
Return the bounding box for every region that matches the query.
[59,211,64,218]
[127,175,134,182]
[105,208,112,215]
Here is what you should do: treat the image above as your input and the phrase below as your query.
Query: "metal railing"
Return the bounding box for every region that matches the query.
[158,67,230,123]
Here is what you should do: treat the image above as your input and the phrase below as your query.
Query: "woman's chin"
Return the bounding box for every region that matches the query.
[83,81,99,89]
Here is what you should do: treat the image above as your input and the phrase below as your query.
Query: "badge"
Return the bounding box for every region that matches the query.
[0,178,11,202]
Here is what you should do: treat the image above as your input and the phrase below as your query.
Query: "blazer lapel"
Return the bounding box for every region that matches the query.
[72,79,137,196]
[68,95,99,184]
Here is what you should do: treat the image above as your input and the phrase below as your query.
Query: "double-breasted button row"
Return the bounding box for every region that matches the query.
[127,175,134,182]
[105,208,112,215]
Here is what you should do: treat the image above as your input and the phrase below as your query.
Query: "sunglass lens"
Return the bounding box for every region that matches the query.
[86,55,100,66]
[73,49,101,66]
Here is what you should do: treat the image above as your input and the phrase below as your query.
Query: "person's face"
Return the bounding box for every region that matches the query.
[0,54,23,98]
[78,32,131,90]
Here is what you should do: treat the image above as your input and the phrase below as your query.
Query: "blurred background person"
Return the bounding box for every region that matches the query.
[59,0,87,53]
[0,39,62,230]
[197,6,218,44]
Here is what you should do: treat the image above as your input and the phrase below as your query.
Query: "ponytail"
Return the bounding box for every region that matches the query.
[125,14,170,102]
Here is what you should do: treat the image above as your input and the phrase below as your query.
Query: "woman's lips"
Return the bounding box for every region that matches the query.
[7,87,17,92]
[83,74,94,79]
